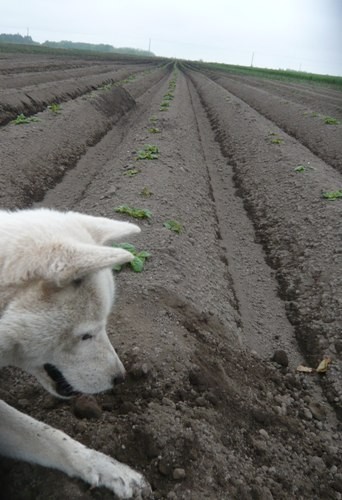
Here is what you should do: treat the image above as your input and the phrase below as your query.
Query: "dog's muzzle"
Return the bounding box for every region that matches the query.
[44,363,79,398]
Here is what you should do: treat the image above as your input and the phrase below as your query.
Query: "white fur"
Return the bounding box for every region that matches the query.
[0,208,151,499]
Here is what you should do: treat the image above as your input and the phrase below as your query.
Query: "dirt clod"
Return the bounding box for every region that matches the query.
[72,395,102,420]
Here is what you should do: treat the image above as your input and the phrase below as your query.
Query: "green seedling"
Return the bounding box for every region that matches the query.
[271,138,283,144]
[11,113,39,125]
[294,164,315,173]
[163,93,174,100]
[112,242,151,273]
[140,187,153,197]
[163,220,183,234]
[148,127,160,134]
[99,82,113,91]
[123,168,140,177]
[160,104,170,111]
[311,112,319,117]
[114,205,152,219]
[48,103,62,114]
[322,190,342,200]
[160,101,170,108]
[136,144,159,160]
[149,115,158,123]
[324,116,339,125]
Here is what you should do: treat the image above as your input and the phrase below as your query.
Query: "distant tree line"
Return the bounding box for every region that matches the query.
[0,33,38,45]
[0,33,155,57]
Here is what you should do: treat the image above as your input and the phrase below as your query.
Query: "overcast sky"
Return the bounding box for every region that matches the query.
[1,0,341,75]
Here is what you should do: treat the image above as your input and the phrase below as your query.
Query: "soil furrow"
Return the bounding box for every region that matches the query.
[0,63,146,89]
[204,72,342,173]
[208,70,342,111]
[185,67,342,417]
[0,66,170,208]
[0,64,160,126]
[185,74,300,365]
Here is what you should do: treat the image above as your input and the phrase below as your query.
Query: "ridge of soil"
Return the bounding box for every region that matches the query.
[198,69,342,173]
[0,54,341,500]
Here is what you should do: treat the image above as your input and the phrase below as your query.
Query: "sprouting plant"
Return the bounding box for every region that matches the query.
[48,103,62,113]
[112,242,151,273]
[148,127,160,134]
[140,187,153,197]
[311,112,319,117]
[294,164,315,173]
[149,115,158,123]
[163,220,183,234]
[324,116,339,125]
[322,190,342,200]
[11,113,39,125]
[160,101,170,109]
[163,93,174,100]
[123,169,140,177]
[136,144,159,160]
[114,205,152,219]
[271,138,283,144]
[99,82,113,91]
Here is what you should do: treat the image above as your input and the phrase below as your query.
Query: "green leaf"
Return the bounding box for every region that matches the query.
[130,257,144,272]
[113,264,122,272]
[113,242,136,253]
[163,220,183,234]
[322,190,342,200]
[137,251,151,259]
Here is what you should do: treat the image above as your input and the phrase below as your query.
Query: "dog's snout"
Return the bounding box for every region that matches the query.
[113,373,126,386]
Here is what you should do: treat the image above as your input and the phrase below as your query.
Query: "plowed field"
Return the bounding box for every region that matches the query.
[0,51,341,500]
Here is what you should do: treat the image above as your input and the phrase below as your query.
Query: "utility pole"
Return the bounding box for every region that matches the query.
[251,51,255,67]
[26,27,30,37]
[148,38,151,54]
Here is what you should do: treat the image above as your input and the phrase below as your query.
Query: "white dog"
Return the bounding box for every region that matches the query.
[0,208,151,499]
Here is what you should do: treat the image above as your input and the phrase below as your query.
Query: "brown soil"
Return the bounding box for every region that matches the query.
[0,52,341,500]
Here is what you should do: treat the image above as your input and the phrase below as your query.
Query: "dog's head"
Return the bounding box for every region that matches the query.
[0,209,140,398]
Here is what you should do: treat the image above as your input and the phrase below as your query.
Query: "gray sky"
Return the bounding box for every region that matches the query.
[1,0,341,75]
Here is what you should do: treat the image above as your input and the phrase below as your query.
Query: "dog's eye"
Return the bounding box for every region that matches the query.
[73,278,83,287]
[81,333,93,341]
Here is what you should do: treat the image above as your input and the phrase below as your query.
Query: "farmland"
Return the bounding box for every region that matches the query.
[0,48,341,499]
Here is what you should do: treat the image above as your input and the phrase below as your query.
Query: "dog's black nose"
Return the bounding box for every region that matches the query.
[113,373,126,385]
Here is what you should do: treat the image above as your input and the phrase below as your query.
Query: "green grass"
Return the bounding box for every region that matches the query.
[114,205,152,219]
[191,61,342,89]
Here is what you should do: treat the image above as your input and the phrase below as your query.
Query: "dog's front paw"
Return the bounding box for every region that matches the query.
[78,448,152,499]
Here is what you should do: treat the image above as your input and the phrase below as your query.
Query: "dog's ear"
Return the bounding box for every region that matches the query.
[68,213,141,244]
[5,243,135,287]
[44,243,136,285]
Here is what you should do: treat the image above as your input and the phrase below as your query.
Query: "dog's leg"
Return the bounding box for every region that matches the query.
[0,401,151,499]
